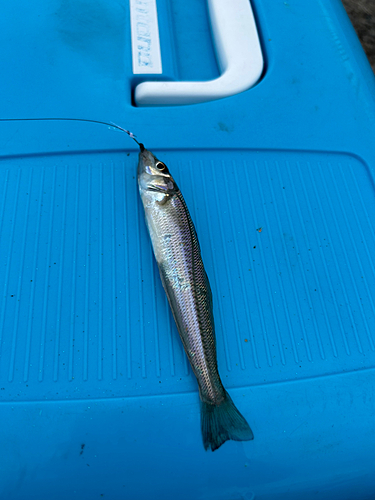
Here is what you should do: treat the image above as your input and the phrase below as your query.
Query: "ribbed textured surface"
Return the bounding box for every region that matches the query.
[0,150,374,401]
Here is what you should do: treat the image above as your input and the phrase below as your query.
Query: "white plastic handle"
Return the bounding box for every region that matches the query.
[134,0,263,106]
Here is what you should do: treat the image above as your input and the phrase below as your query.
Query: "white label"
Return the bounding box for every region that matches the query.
[129,0,163,74]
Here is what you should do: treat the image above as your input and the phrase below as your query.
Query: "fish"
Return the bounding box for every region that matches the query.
[137,143,254,451]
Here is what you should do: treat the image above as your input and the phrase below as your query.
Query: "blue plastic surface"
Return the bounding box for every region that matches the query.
[1,0,375,499]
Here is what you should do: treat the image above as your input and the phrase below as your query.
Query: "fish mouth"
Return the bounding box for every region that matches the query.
[147,185,170,193]
[139,148,155,164]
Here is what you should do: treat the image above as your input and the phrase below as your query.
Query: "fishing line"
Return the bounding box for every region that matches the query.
[0,117,142,147]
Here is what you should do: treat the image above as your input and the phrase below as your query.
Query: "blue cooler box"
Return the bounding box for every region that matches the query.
[0,0,375,498]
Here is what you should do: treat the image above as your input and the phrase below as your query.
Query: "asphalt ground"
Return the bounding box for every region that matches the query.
[342,0,375,72]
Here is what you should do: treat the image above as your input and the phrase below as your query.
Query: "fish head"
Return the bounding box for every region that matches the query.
[137,147,178,198]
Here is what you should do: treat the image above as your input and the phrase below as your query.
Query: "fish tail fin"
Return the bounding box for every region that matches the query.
[200,390,254,452]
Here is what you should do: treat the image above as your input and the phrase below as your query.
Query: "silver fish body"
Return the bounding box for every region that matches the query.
[137,146,254,451]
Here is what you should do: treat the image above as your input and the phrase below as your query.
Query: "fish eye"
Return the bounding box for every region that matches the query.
[156,162,166,171]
